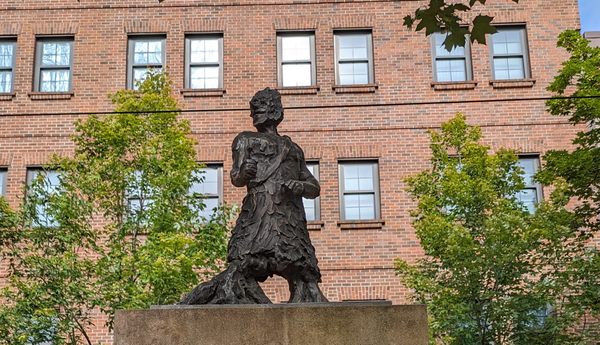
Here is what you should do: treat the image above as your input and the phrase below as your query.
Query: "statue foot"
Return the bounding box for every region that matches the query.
[288,280,328,303]
[180,263,271,305]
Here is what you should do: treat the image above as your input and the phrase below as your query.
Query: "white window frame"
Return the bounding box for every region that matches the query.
[26,168,61,228]
[0,39,16,93]
[184,34,223,89]
[277,31,317,87]
[334,30,375,85]
[127,35,166,90]
[34,37,74,92]
[338,160,381,221]
[303,162,320,221]
[489,26,531,80]
[517,155,543,213]
[191,164,223,221]
[431,32,473,82]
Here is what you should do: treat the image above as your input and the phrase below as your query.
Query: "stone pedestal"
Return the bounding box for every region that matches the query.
[114,302,428,345]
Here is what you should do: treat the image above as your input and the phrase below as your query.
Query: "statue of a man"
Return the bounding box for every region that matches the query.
[181,88,328,304]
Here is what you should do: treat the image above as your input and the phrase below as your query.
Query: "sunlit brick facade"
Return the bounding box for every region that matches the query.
[0,0,581,343]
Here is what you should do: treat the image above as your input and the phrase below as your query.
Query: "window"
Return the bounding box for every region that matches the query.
[334,31,374,85]
[303,162,320,221]
[0,39,16,93]
[431,32,472,82]
[517,156,542,213]
[190,164,223,220]
[491,27,530,80]
[126,170,154,221]
[127,36,165,89]
[0,168,6,196]
[339,161,380,220]
[185,35,223,89]
[34,38,73,92]
[277,32,316,87]
[27,168,61,227]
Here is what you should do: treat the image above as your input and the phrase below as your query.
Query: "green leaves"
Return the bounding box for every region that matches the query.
[397,113,595,344]
[404,0,519,50]
[0,72,231,344]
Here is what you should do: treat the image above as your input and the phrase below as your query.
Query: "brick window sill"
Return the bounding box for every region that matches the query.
[0,93,15,101]
[489,79,535,89]
[28,92,74,100]
[332,84,378,94]
[180,88,226,97]
[337,219,385,230]
[277,85,320,95]
[307,220,324,231]
[431,81,478,91]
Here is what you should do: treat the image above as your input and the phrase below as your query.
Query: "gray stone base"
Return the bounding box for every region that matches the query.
[114,302,428,345]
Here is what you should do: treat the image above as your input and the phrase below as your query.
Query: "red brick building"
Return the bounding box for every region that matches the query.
[0,0,581,343]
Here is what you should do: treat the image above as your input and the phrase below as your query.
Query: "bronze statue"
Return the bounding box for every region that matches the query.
[181,88,328,304]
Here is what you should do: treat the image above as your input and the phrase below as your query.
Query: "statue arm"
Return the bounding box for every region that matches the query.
[230,135,252,187]
[299,165,320,199]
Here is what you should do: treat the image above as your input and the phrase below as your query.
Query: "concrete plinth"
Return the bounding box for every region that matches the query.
[114,302,428,345]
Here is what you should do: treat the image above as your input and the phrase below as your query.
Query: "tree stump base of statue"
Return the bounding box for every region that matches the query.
[114,302,428,345]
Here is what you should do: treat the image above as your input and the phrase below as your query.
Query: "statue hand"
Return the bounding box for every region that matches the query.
[241,160,257,180]
[284,180,304,196]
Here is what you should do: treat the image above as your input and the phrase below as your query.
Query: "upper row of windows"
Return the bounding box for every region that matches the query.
[0,26,531,94]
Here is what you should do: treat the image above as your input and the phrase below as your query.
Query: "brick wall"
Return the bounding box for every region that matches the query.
[0,0,581,343]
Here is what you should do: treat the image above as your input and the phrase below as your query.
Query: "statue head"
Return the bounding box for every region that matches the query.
[249,88,284,129]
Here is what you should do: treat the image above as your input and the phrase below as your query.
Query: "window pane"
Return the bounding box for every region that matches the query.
[282,63,312,87]
[193,196,218,220]
[0,71,12,93]
[0,170,6,195]
[133,67,162,88]
[518,158,538,187]
[0,43,14,68]
[28,169,61,227]
[436,59,466,82]
[42,42,71,66]
[434,33,465,57]
[344,193,375,220]
[133,40,163,64]
[493,28,524,55]
[190,66,220,89]
[517,189,538,214]
[190,38,220,63]
[493,57,524,80]
[344,163,374,191]
[191,167,219,195]
[40,70,70,92]
[281,36,311,61]
[303,198,316,221]
[338,34,368,59]
[339,62,368,85]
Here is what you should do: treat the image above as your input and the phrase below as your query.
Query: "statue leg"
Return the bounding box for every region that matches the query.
[284,262,328,303]
[180,260,271,305]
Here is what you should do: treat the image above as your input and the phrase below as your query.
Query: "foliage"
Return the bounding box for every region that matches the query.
[403,0,520,51]
[538,29,600,324]
[0,72,231,345]
[396,114,594,344]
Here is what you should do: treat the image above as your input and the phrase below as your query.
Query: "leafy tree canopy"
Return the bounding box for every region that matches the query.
[396,114,597,344]
[0,72,231,345]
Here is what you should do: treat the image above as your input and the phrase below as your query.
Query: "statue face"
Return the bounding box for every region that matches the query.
[251,102,271,128]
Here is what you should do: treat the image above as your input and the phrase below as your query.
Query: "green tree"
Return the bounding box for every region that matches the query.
[538,29,600,327]
[396,114,592,344]
[0,72,231,345]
